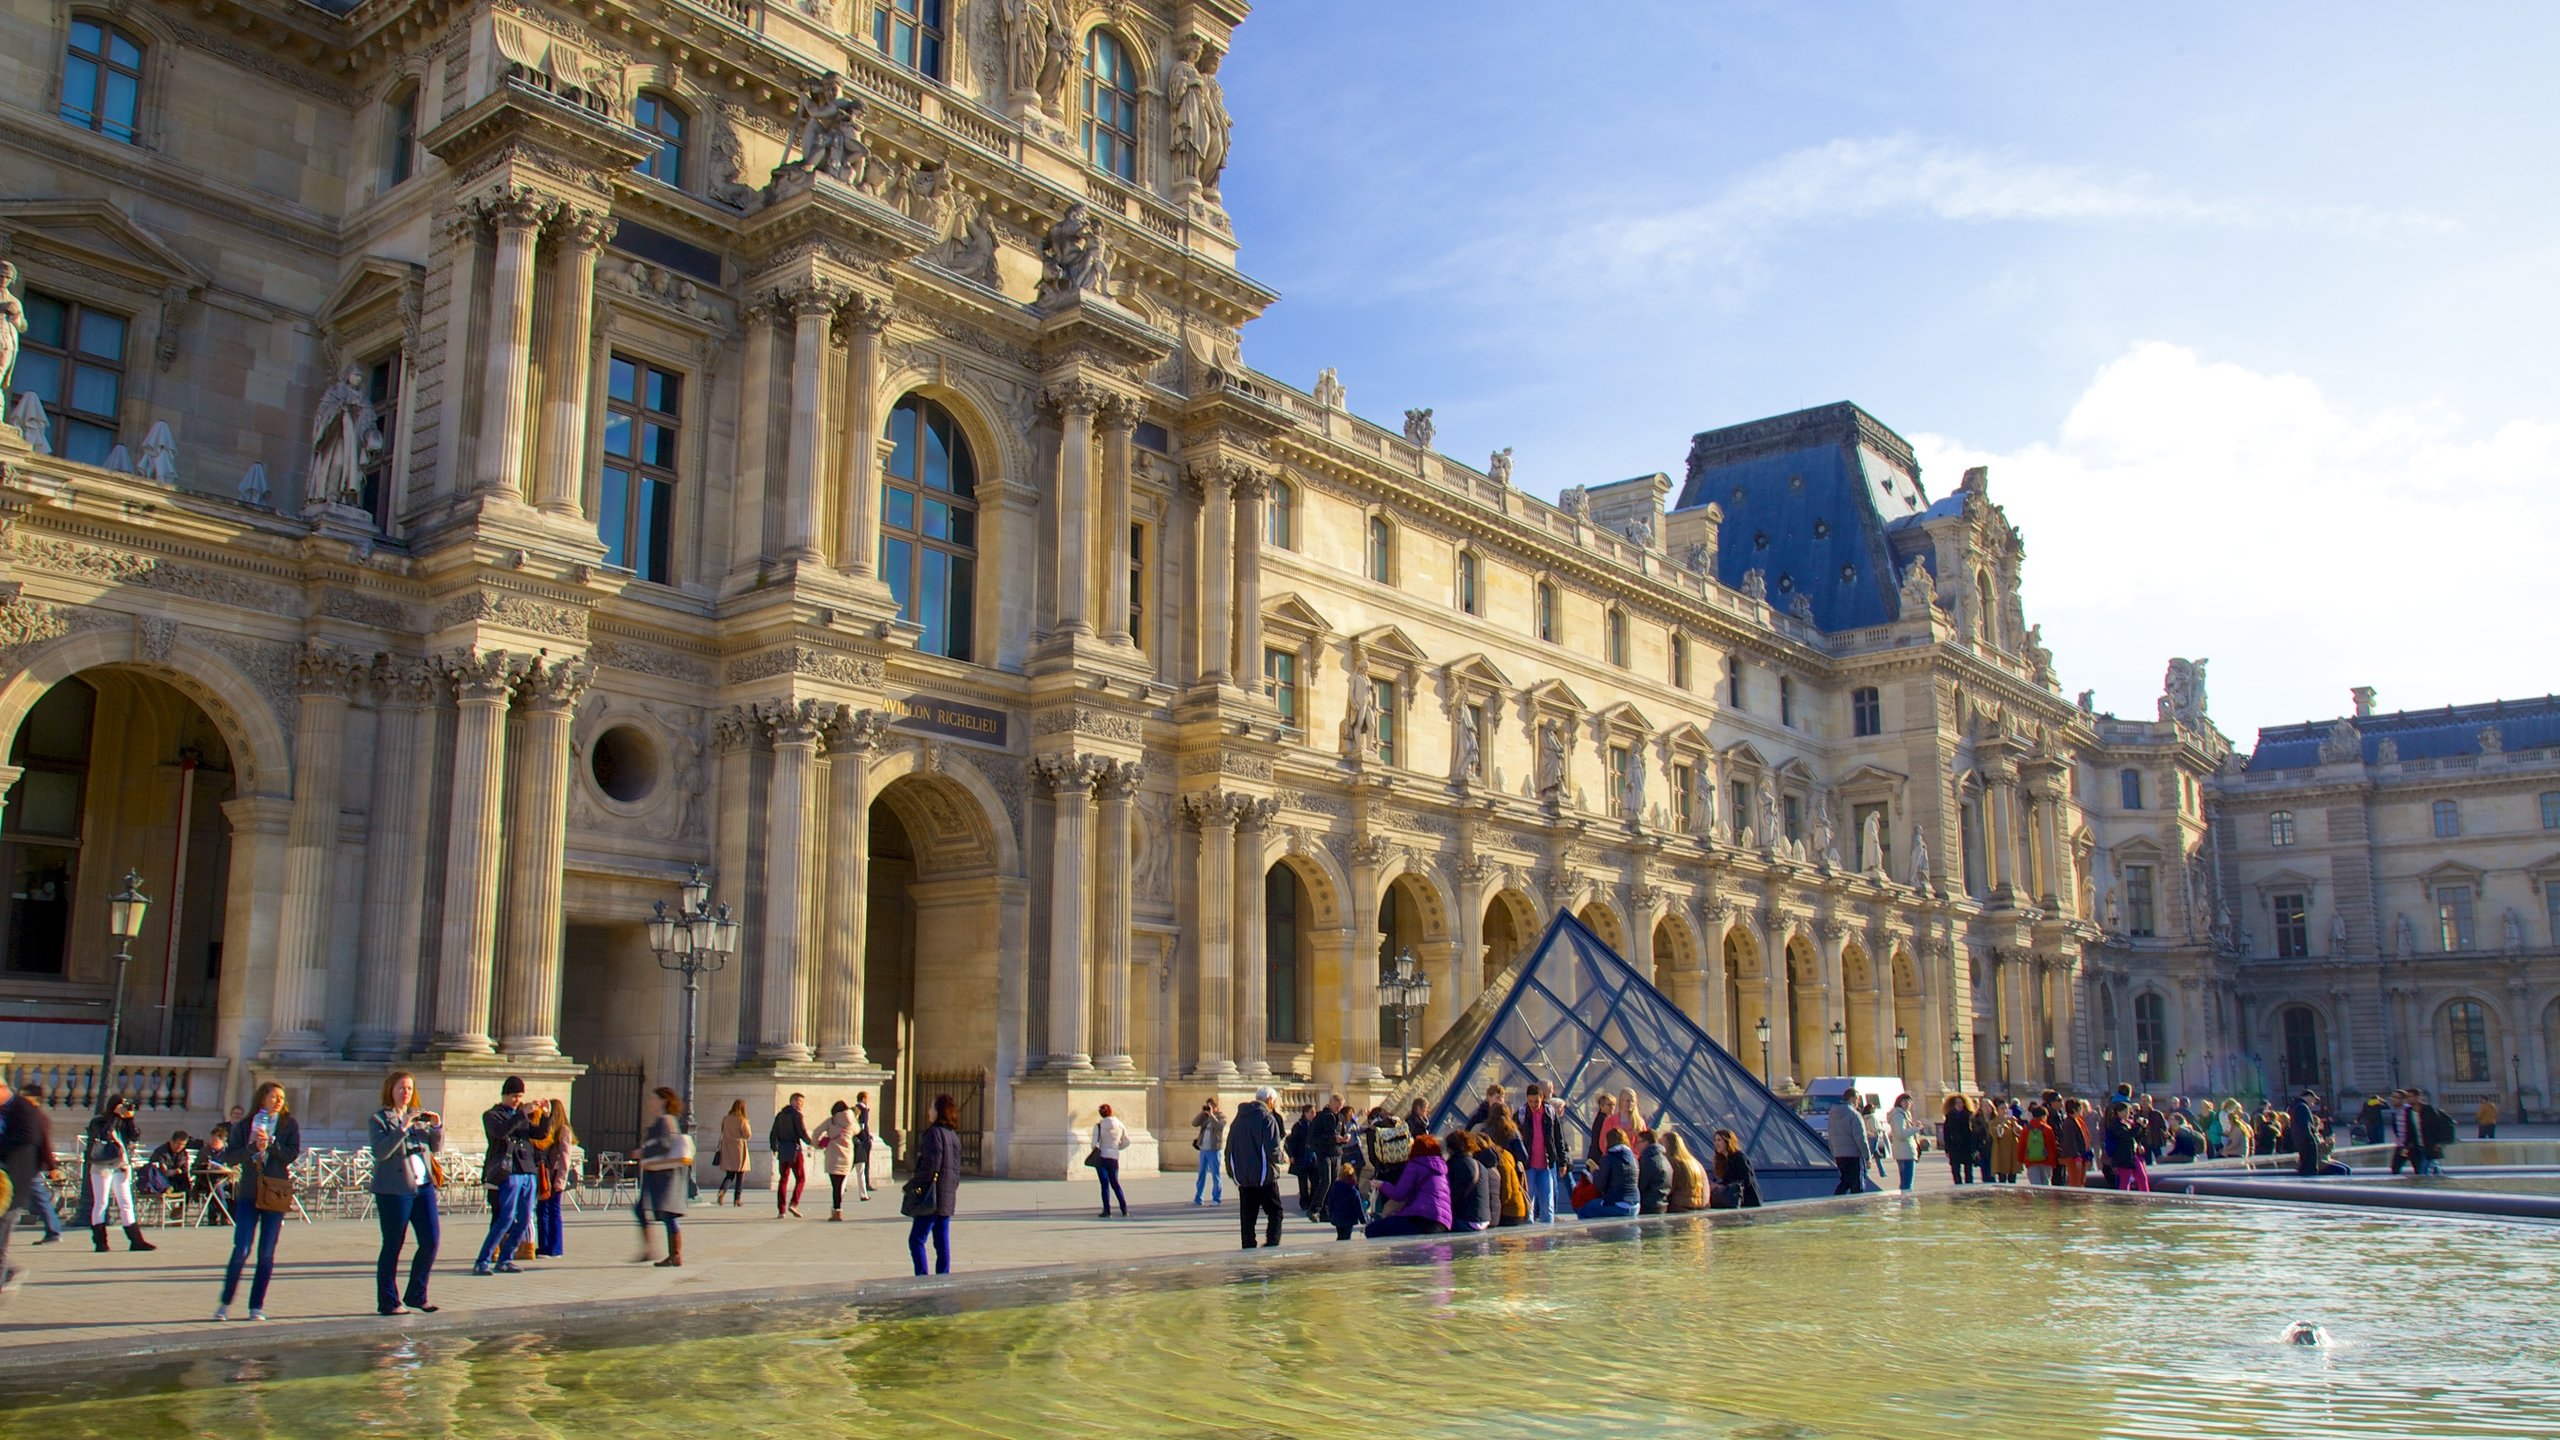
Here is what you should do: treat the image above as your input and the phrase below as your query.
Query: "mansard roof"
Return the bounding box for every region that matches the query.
[1670,401,1932,634]
[2246,694,2560,772]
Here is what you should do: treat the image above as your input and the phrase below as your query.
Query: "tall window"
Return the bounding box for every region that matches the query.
[873,0,946,78]
[2279,1007,2320,1089]
[384,85,419,188]
[2120,768,2143,810]
[879,394,979,660]
[1671,761,1695,832]
[2269,809,2296,847]
[1851,686,1881,737]
[1457,550,1481,616]
[1265,481,1294,549]
[1266,867,1300,1042]
[1975,570,1999,648]
[2133,993,2166,1083]
[2435,885,2475,951]
[1781,795,1802,844]
[354,352,402,523]
[632,92,686,186]
[1,679,95,976]
[2272,893,2308,958]
[1535,581,1557,642]
[1671,634,1690,690]
[1366,516,1392,584]
[2547,883,2560,947]
[15,290,127,466]
[599,355,680,583]
[1081,29,1139,180]
[61,19,143,143]
[2432,799,2460,838]
[2543,790,2560,830]
[1370,678,1397,766]
[1127,522,1147,649]
[1778,675,1794,727]
[1726,655,1744,708]
[1607,744,1632,819]
[2447,1000,2491,1083]
[1606,609,1628,667]
[1263,648,1297,724]
[2126,865,2156,937]
[1729,781,1752,842]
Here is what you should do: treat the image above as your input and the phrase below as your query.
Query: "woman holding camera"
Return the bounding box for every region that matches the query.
[214,1081,300,1321]
[368,1071,444,1316]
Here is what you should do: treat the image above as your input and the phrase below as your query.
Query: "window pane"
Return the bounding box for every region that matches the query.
[642,422,676,468]
[68,364,119,418]
[883,485,915,532]
[886,402,917,480]
[61,56,98,126]
[597,470,630,570]
[72,18,100,51]
[102,71,139,138]
[881,536,913,620]
[922,498,950,540]
[648,368,681,414]
[21,294,65,348]
[917,547,948,657]
[923,409,954,491]
[945,554,974,660]
[638,477,674,583]
[602,412,633,459]
[946,506,975,547]
[108,32,140,68]
[12,352,62,407]
[62,421,115,467]
[608,357,637,404]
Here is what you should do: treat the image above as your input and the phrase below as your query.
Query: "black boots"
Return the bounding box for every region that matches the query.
[124,1225,156,1252]
[91,1226,108,1253]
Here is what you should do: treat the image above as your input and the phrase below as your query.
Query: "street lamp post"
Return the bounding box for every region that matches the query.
[2043,1041,2056,1089]
[2102,1047,2115,1089]
[2137,1049,2151,1088]
[1829,1019,1846,1076]
[1952,1034,1967,1092]
[1998,1038,2013,1091]
[2176,1048,2188,1092]
[1894,1026,1908,1083]
[646,865,738,1193]
[77,870,151,1207]
[1378,946,1432,1079]
[2515,1053,2530,1125]
[1755,1015,1772,1085]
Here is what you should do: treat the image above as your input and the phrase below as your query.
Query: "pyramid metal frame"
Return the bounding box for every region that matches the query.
[1392,909,1835,1194]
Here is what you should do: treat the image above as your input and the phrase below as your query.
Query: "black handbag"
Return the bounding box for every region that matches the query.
[899,1173,937,1218]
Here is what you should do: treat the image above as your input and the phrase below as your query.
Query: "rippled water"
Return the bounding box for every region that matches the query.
[7,1193,2556,1438]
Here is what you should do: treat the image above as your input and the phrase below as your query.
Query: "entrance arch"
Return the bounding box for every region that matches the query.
[1651,912,1698,1012]
[1261,858,1330,1068]
[1376,866,1451,1070]
[1841,941,1877,1075]
[1577,899,1626,952]
[1480,886,1538,987]
[1785,932,1821,1087]
[1724,925,1766,1076]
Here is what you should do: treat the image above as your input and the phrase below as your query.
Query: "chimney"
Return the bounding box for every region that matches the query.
[2351,686,2376,719]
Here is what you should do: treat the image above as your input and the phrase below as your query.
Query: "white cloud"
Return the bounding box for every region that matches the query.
[1913,343,2559,743]
[1439,134,2456,303]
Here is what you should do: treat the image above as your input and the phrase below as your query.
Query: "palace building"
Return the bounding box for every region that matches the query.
[1,0,2253,1174]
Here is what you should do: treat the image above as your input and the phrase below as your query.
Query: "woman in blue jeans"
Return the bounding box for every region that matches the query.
[906,1094,963,1275]
[368,1071,444,1316]
[1190,1098,1227,1205]
[214,1081,300,1321]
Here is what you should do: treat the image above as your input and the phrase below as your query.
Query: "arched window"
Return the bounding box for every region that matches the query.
[1456,550,1481,616]
[873,0,946,78]
[1851,686,1882,737]
[1081,29,1139,181]
[2279,1006,2321,1088]
[2120,768,2143,810]
[2432,799,2460,838]
[632,92,686,186]
[2133,992,2167,1084]
[1264,480,1294,549]
[2446,1000,2491,1082]
[2,677,97,976]
[383,84,420,188]
[1671,634,1690,689]
[880,394,979,661]
[1606,608,1629,667]
[1365,515,1392,584]
[61,18,143,143]
[1535,580,1557,642]
[2269,809,2296,847]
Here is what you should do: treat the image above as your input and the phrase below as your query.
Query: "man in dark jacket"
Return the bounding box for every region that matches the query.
[1225,1087,1284,1249]
[2286,1089,2324,1176]
[770,1094,814,1217]
[0,1081,58,1288]
[1636,1131,1672,1214]
[2410,1088,2455,1175]
[473,1077,537,1275]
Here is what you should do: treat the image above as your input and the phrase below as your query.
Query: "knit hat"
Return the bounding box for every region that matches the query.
[502,1075,527,1096]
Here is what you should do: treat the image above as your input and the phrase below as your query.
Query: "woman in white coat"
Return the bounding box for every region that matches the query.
[1092,1104,1131,1219]
[1884,1094,1923,1192]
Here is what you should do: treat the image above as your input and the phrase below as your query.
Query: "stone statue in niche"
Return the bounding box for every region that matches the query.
[1402,408,1434,449]
[1899,557,1936,612]
[1535,720,1567,801]
[2330,910,2350,954]
[2505,907,2526,952]
[930,196,1001,288]
[1810,792,1838,869]
[1169,39,1233,193]
[1861,809,1883,875]
[0,262,23,396]
[2394,912,2416,957]
[1620,746,1646,824]
[2103,886,2120,932]
[1755,789,1779,851]
[1036,202,1113,306]
[1313,367,1345,409]
[1625,515,1656,550]
[1697,770,1718,839]
[308,365,383,507]
[1340,669,1380,765]
[776,72,867,184]
[1487,447,1513,487]
[1909,823,1931,890]
[1453,704,1481,787]
[996,0,1072,113]
[1684,541,1711,575]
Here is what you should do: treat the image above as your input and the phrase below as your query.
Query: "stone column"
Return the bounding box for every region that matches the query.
[349,661,437,1060]
[780,286,839,565]
[432,651,517,1053]
[1188,462,1236,685]
[1097,397,1137,646]
[1452,860,1493,1020]
[263,643,364,1060]
[757,702,824,1061]
[1093,760,1142,1071]
[1183,789,1238,1078]
[1047,383,1100,637]
[1233,472,1266,685]
[496,655,592,1057]
[1982,779,2014,897]
[816,709,888,1064]
[2049,955,2080,1088]
[1814,919,1849,1073]
[1759,910,1792,1084]
[727,305,778,581]
[1699,901,1732,1041]
[1232,799,1277,1077]
[834,295,893,577]
[1037,755,1100,1069]
[1346,843,1386,1083]
[534,206,612,515]
[474,189,558,499]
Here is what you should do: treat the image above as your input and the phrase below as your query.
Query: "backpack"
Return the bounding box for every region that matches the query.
[2022,1127,2051,1165]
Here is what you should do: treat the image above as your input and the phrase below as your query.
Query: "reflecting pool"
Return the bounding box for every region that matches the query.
[8,1193,2557,1438]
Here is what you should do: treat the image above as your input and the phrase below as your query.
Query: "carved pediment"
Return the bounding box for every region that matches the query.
[1658,721,1710,754]
[1834,762,1908,795]
[0,198,209,292]
[1350,623,1431,671]
[2250,867,2321,899]
[1441,651,1514,694]
[1261,591,1334,640]
[1524,677,1589,717]
[1720,739,1770,773]
[2416,858,2486,890]
[316,256,426,343]
[1593,699,1655,737]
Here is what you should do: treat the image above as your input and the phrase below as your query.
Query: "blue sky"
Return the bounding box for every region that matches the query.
[1217,4,2559,746]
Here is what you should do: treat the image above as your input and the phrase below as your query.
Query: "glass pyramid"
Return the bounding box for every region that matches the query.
[1394,909,1836,1197]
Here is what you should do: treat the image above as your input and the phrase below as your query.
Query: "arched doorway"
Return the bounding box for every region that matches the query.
[1262,859,1318,1074]
[1376,870,1447,1071]
[1890,948,1923,1086]
[2275,1003,2325,1090]
[1724,926,1766,1078]
[1651,914,1698,1020]
[1785,933,1822,1087]
[864,769,1011,1169]
[2,671,235,1056]
[1481,887,1537,988]
[1577,900,1625,953]
[1841,942,1876,1075]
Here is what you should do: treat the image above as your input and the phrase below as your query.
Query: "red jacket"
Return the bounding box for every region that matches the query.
[2019,1120,2057,1167]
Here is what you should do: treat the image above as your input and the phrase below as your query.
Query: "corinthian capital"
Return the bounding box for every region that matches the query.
[515,653,597,711]
[1178,788,1234,829]
[1092,391,1143,431]
[478,186,561,233]
[549,205,617,250]
[759,697,831,745]
[826,706,893,756]
[837,292,895,336]
[294,640,368,700]
[444,648,520,701]
[1033,751,1103,798]
[1094,757,1147,800]
[1042,379,1106,418]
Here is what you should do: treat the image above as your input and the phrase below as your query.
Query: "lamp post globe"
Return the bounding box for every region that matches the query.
[81,870,149,1215]
[647,866,732,1195]
[1754,1015,1772,1084]
[1829,1019,1846,1076]
[1894,1026,1908,1081]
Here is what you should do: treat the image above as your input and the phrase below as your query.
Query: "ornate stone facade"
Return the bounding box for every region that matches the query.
[0,0,2235,1174]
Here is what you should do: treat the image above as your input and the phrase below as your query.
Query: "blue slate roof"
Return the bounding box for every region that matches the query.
[1671,402,1932,632]
[2246,695,2560,771]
